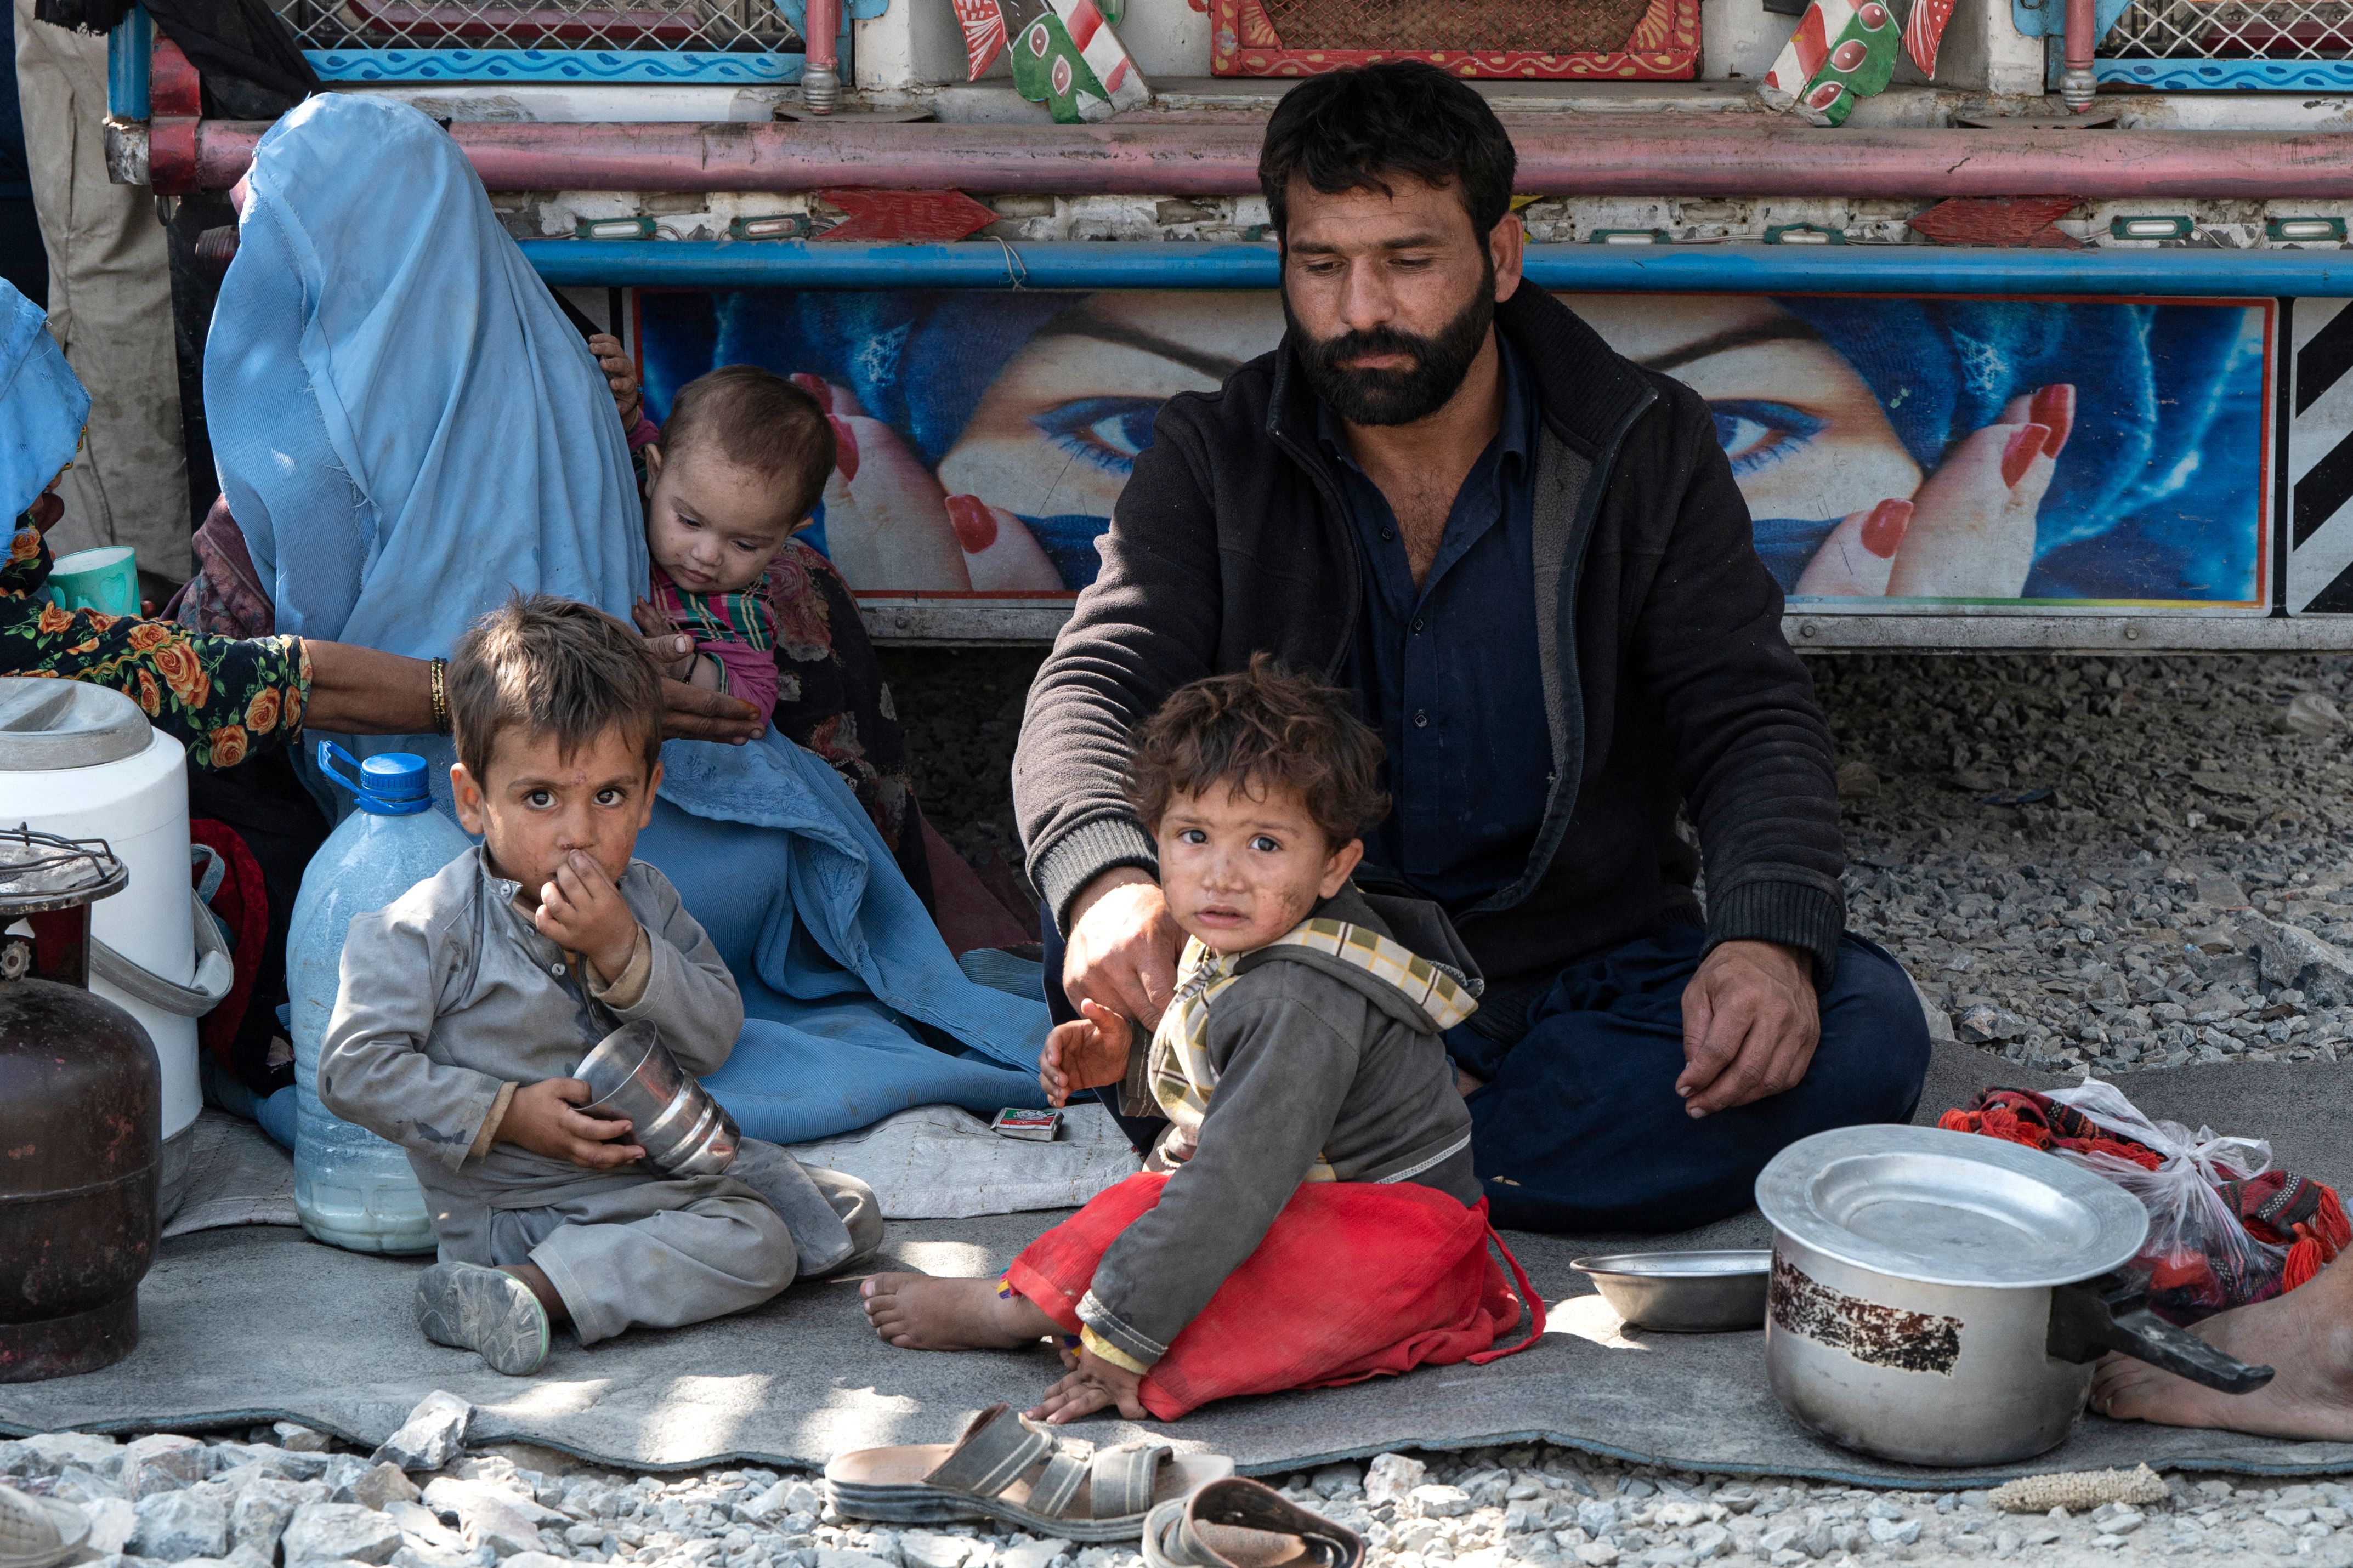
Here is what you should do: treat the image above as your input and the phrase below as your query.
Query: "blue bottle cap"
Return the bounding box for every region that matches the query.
[318,741,434,816]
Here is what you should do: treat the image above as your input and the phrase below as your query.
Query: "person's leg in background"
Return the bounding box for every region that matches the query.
[14,0,192,587]
[1460,925,1931,1232]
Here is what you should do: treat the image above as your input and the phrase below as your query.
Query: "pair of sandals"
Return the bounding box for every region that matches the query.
[825,1405,1362,1567]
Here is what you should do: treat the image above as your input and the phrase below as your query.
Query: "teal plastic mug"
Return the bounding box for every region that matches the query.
[48,546,139,617]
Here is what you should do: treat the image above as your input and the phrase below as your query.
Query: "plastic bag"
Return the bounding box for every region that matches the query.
[2041,1079,2286,1323]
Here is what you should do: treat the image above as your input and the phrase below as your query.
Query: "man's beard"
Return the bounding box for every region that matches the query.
[1286,263,1496,428]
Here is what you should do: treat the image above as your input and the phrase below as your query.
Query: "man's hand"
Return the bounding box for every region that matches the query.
[501,1077,645,1168]
[1028,1347,1149,1424]
[647,632,763,743]
[588,332,642,427]
[1040,1000,1133,1107]
[535,849,639,983]
[1678,939,1820,1117]
[1062,868,1182,1029]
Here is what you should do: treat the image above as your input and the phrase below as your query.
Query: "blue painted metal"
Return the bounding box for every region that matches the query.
[107,7,152,121]
[516,238,2353,295]
[305,48,804,82]
[2093,57,2353,89]
[2014,0,2130,36]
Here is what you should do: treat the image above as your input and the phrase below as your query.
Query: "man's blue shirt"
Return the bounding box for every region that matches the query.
[1318,338,1553,910]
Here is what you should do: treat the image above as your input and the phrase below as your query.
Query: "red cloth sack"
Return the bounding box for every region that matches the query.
[1005,1172,1541,1421]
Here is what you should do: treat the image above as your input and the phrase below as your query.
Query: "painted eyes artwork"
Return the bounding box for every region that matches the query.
[638,289,2269,609]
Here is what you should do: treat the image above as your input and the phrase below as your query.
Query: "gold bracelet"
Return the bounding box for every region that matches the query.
[429,657,451,735]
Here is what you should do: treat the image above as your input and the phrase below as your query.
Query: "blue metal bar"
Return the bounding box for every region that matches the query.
[306,48,804,83]
[106,6,151,121]
[518,239,2353,296]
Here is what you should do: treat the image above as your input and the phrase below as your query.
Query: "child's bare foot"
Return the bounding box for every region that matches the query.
[861,1272,1056,1351]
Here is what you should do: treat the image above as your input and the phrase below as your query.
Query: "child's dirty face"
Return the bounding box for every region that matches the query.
[1155,779,1363,956]
[644,443,800,596]
[451,724,659,902]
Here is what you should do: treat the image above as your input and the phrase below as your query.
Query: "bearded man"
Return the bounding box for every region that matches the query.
[1011,60,1930,1231]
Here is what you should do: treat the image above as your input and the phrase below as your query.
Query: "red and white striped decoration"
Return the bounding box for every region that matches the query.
[1903,0,1954,76]
[953,0,1008,79]
[1051,0,1151,109]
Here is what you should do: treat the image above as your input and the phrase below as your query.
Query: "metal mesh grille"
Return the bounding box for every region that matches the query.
[1260,0,1653,53]
[271,0,802,54]
[2102,0,2353,58]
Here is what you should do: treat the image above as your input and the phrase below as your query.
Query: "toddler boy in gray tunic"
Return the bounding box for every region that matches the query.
[322,596,875,1376]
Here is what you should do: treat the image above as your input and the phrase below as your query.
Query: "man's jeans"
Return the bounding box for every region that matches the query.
[1041,915,1929,1234]
[1448,925,1930,1232]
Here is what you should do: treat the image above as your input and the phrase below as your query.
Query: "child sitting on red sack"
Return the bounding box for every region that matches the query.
[859,657,1537,1421]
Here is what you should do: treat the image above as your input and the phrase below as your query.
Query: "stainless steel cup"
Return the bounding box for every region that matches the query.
[576,1020,739,1177]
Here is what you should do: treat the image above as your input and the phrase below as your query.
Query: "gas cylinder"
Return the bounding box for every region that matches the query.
[0,827,158,1382]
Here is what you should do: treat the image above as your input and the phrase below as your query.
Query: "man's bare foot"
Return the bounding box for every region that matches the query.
[2090,1257,2353,1440]
[861,1272,1058,1351]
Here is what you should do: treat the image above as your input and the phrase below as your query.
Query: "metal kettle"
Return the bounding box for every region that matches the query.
[0,827,160,1382]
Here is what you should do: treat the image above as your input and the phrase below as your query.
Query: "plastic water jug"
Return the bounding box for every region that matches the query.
[286,742,470,1253]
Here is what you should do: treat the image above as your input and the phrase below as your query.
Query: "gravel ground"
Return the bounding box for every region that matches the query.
[14,654,2350,1568]
[9,1417,2350,1568]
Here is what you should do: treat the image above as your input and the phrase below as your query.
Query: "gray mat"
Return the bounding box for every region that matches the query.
[9,1043,2353,1486]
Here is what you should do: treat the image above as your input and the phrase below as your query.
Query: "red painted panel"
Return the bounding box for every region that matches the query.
[1909,195,2085,247]
[1210,0,1700,79]
[814,188,998,242]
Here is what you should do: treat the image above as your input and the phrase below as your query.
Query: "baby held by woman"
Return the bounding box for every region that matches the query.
[860,658,1538,1421]
[631,367,836,730]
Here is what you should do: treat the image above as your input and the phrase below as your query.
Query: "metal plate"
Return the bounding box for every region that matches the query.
[1756,1124,2148,1289]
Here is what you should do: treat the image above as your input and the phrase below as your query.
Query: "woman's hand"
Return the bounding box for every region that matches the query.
[588,333,642,428]
[632,600,696,680]
[635,629,762,743]
[1040,999,1132,1107]
[1028,1348,1149,1424]
[1795,383,2072,601]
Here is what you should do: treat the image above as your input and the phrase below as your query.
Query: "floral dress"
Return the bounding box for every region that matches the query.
[0,517,310,770]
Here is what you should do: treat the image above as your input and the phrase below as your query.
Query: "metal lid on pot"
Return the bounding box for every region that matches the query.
[0,678,151,770]
[1756,1123,2148,1289]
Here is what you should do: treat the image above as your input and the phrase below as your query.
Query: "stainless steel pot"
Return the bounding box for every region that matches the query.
[576,1020,739,1178]
[1757,1125,2273,1466]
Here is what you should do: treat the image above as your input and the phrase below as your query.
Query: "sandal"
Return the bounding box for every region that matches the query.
[825,1404,1234,1542]
[1141,1479,1363,1568]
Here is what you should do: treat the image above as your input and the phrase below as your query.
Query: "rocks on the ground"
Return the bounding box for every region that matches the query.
[281,1502,405,1566]
[85,1496,141,1554]
[273,1424,336,1455]
[1408,1484,1471,1519]
[27,1433,123,1474]
[343,1463,422,1512]
[370,1394,474,1475]
[419,1477,551,1558]
[121,1436,211,1501]
[229,1476,318,1556]
[993,1538,1070,1568]
[900,1532,979,1568]
[1363,1455,1427,1507]
[131,1490,233,1560]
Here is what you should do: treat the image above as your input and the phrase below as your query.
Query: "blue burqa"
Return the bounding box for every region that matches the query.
[207,93,1048,1143]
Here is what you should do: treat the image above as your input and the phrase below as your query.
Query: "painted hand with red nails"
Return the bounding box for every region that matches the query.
[789,374,1062,593]
[1798,383,2073,599]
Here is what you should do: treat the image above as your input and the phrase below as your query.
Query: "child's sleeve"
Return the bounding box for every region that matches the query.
[1074,978,1362,1372]
[595,866,745,1077]
[696,637,778,730]
[318,905,507,1173]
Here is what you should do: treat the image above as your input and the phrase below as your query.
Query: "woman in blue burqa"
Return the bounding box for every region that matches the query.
[192,92,1052,1145]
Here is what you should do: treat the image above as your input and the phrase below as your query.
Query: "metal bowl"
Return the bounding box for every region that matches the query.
[1571,1249,1773,1332]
